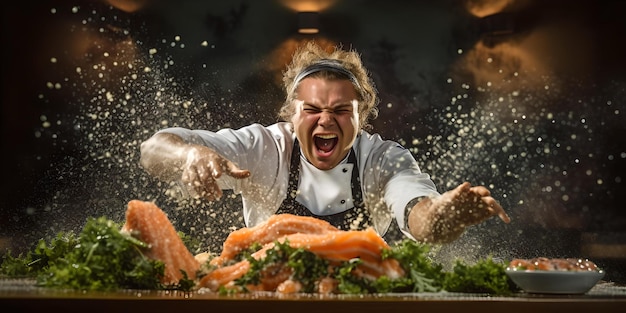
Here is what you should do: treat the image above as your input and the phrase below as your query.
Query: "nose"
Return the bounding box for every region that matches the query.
[318,110,336,126]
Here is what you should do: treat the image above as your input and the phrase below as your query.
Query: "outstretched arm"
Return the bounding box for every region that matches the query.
[140,132,250,201]
[407,182,510,243]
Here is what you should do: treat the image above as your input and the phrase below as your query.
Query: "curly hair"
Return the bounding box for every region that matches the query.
[278,41,379,131]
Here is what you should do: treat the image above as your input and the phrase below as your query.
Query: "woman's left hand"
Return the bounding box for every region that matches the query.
[435,181,511,226]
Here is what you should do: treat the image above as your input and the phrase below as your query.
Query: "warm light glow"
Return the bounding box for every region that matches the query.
[265,38,338,84]
[463,0,531,17]
[464,0,513,17]
[279,0,336,12]
[299,28,319,34]
[104,0,150,13]
[450,16,595,96]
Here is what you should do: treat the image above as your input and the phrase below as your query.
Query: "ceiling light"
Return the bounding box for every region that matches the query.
[298,11,320,34]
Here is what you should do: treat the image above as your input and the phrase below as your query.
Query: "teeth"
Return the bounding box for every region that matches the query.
[316,134,337,139]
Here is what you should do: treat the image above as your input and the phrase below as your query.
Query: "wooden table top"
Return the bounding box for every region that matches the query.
[2,279,625,313]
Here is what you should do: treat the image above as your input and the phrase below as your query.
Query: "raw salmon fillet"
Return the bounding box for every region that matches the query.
[212,213,340,265]
[121,201,406,293]
[272,228,404,280]
[121,200,200,285]
[199,215,405,291]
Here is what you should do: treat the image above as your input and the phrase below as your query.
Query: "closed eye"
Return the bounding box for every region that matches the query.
[301,104,354,114]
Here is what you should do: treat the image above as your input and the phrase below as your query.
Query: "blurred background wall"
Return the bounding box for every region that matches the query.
[2,0,625,281]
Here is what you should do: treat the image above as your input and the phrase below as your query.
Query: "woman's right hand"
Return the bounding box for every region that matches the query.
[140,132,250,201]
[181,145,250,201]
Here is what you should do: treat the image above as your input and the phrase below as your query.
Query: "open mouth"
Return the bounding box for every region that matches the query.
[314,134,338,153]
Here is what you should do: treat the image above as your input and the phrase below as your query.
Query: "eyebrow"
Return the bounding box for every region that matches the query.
[333,103,354,110]
[302,102,354,110]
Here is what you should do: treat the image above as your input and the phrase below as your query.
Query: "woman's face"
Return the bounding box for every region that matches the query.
[291,77,359,170]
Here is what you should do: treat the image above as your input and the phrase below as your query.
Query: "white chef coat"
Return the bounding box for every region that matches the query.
[158,122,439,239]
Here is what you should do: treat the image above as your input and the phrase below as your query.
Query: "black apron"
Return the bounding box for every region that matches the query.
[275,140,372,230]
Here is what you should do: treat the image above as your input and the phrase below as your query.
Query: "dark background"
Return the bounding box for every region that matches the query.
[2,0,626,281]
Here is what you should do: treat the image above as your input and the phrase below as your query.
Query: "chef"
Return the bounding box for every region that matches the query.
[139,41,510,244]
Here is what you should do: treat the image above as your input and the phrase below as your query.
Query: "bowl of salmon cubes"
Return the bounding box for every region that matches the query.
[505,257,605,294]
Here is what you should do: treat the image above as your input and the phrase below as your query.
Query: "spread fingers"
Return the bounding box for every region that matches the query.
[484,198,511,223]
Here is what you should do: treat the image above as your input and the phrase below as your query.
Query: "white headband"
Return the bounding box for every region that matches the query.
[290,59,361,95]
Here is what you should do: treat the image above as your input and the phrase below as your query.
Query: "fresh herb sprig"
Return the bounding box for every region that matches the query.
[36,217,165,291]
[1,217,167,291]
[381,239,445,293]
[1,231,79,277]
[443,257,519,295]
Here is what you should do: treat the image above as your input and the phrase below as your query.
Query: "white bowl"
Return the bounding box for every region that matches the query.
[505,269,605,294]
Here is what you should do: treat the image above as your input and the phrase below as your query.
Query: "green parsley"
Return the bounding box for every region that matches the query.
[2,217,169,291]
[443,257,519,295]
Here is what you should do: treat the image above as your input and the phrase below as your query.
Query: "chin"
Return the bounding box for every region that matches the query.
[312,159,337,170]
[313,162,332,170]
